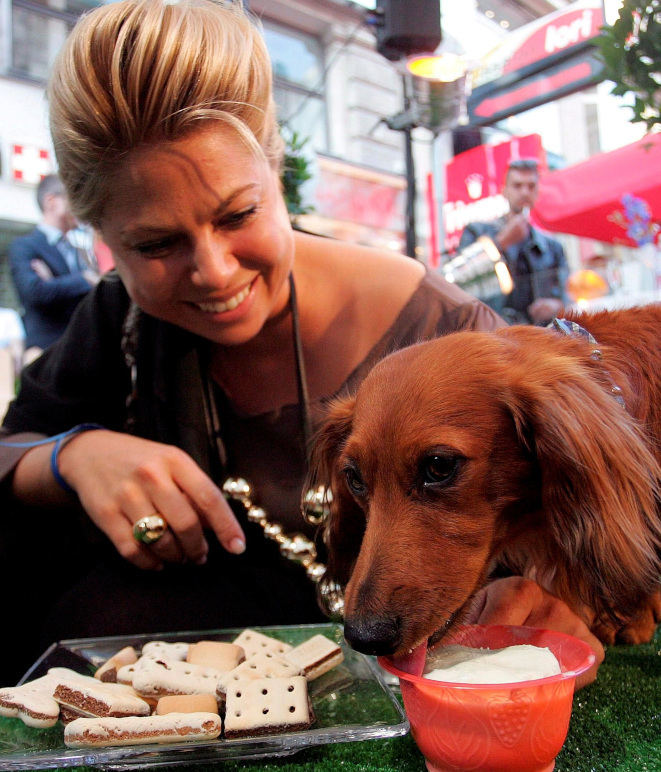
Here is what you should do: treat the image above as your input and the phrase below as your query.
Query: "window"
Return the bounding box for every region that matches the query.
[9,0,100,82]
[262,20,327,152]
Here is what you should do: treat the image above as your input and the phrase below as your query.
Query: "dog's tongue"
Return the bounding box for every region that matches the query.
[392,642,426,676]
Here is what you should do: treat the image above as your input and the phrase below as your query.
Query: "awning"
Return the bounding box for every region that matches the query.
[534,132,661,247]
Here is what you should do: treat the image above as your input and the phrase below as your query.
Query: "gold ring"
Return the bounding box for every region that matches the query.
[133,514,168,545]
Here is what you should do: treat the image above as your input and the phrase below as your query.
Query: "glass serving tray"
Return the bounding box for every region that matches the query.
[0,623,408,770]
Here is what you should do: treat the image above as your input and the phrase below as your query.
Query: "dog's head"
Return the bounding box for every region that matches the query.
[309,327,661,656]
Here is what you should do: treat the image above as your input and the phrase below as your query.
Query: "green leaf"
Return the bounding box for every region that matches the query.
[280,127,315,217]
[596,0,661,128]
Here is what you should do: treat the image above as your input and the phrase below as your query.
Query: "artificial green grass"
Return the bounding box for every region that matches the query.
[6,626,661,771]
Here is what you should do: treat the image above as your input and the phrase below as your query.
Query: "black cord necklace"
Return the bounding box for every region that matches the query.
[210,273,345,619]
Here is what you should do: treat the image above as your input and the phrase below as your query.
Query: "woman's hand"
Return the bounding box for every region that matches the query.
[464,576,605,689]
[52,429,245,570]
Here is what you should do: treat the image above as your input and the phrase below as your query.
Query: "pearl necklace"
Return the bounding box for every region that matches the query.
[222,477,345,619]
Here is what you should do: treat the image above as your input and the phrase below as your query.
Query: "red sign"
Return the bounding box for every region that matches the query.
[467,0,605,127]
[11,144,52,185]
[443,134,547,253]
[504,3,603,75]
[471,51,602,123]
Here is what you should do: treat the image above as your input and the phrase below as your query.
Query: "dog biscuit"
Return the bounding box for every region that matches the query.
[95,646,138,683]
[51,668,151,718]
[64,712,222,747]
[224,675,313,738]
[116,654,176,686]
[156,694,219,715]
[141,641,189,662]
[131,659,223,700]
[217,651,303,698]
[0,675,60,728]
[284,635,344,680]
[49,667,143,696]
[232,629,292,659]
[116,642,191,686]
[116,661,145,686]
[186,641,244,671]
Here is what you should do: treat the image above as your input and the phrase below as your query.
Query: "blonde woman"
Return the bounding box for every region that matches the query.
[0,0,601,687]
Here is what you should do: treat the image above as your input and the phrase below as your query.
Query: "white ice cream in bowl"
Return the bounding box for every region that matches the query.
[378,625,596,772]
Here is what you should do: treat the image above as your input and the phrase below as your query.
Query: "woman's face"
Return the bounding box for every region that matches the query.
[100,126,294,346]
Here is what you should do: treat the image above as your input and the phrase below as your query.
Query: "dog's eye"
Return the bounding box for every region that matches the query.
[344,467,367,497]
[421,455,459,486]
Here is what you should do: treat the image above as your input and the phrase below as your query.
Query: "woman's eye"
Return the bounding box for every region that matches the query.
[133,237,180,256]
[421,455,459,486]
[222,206,258,229]
[344,467,367,497]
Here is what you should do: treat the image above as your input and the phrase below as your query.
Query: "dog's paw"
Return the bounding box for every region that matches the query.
[615,594,661,645]
[590,591,661,646]
[590,620,617,646]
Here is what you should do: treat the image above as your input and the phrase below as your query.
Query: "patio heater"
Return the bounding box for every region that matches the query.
[371,0,469,257]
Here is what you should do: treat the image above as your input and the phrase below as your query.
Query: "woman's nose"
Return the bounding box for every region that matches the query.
[190,234,238,287]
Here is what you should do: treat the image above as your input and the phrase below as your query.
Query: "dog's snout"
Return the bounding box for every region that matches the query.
[343,616,402,656]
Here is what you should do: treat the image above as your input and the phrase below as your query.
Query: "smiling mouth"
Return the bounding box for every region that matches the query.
[194,283,251,314]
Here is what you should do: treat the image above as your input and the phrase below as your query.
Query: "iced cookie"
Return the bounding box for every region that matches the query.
[95,646,138,683]
[64,712,221,747]
[141,641,189,662]
[0,675,60,728]
[130,659,223,701]
[232,630,292,659]
[217,651,303,701]
[224,676,313,738]
[51,668,151,718]
[284,635,344,680]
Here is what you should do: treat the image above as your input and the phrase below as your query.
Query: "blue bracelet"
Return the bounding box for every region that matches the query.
[49,424,105,495]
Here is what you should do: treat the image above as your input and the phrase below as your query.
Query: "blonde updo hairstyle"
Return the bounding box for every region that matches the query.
[48,0,283,228]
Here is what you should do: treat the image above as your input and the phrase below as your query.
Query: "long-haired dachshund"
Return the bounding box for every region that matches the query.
[310,305,661,657]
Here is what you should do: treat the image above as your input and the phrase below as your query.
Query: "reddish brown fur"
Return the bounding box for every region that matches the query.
[310,306,661,655]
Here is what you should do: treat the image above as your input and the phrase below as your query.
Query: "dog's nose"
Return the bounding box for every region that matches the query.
[343,617,402,656]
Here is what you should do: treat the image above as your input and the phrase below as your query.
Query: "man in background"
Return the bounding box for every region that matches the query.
[458,158,569,325]
[9,174,97,360]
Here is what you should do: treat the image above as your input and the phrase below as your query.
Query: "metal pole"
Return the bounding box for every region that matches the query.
[403,76,417,258]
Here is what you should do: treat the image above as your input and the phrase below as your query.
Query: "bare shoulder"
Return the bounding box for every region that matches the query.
[294,231,424,303]
[292,232,427,397]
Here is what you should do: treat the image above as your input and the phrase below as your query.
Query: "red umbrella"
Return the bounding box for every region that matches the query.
[534,132,661,247]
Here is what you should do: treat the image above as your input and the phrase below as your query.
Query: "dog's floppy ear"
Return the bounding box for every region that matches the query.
[307,394,366,589]
[508,353,661,625]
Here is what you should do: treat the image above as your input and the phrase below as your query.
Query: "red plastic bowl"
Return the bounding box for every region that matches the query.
[378,625,596,772]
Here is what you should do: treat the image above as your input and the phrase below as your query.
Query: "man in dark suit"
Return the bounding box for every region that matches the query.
[9,174,97,357]
[458,158,569,326]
